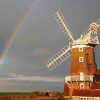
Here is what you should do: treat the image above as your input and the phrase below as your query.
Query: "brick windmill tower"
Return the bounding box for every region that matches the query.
[45,10,100,99]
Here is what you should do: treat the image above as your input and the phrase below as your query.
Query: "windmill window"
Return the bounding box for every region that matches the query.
[79,57,84,62]
[80,72,84,76]
[80,97,87,100]
[79,47,83,51]
[80,83,84,89]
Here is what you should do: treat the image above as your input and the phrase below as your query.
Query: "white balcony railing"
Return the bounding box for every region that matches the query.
[65,75,93,82]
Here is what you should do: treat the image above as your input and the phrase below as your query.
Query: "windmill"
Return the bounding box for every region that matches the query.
[45,10,100,99]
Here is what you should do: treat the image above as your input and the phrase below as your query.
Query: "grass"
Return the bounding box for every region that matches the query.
[0,92,33,96]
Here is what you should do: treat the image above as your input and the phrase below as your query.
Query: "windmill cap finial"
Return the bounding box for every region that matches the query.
[89,22,99,30]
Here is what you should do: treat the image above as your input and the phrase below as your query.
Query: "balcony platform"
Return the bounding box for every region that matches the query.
[65,75,93,82]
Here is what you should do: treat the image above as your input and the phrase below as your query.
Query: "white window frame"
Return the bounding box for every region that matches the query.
[80,83,84,89]
[79,57,84,62]
[80,72,84,81]
[79,47,83,51]
[80,72,84,76]
[80,97,87,100]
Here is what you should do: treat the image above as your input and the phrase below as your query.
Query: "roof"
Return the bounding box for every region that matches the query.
[94,70,100,75]
[91,82,100,89]
[73,89,100,97]
[64,83,70,96]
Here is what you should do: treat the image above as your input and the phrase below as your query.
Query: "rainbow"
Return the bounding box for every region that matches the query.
[0,2,34,64]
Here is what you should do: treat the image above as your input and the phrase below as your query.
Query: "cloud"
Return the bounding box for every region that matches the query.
[1,73,63,83]
[0,80,16,87]
[0,0,100,92]
[0,81,10,87]
[33,47,50,56]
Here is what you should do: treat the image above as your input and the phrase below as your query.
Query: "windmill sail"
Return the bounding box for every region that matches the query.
[45,46,71,71]
[96,18,100,29]
[54,10,75,43]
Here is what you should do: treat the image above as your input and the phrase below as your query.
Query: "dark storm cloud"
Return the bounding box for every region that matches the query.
[0,0,100,92]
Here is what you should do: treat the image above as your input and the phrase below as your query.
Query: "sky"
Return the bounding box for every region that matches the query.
[0,0,100,92]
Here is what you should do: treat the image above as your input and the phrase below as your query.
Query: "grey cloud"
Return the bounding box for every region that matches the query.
[0,0,100,92]
[0,73,63,83]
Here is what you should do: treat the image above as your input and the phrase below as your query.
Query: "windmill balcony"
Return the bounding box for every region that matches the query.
[65,75,94,82]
